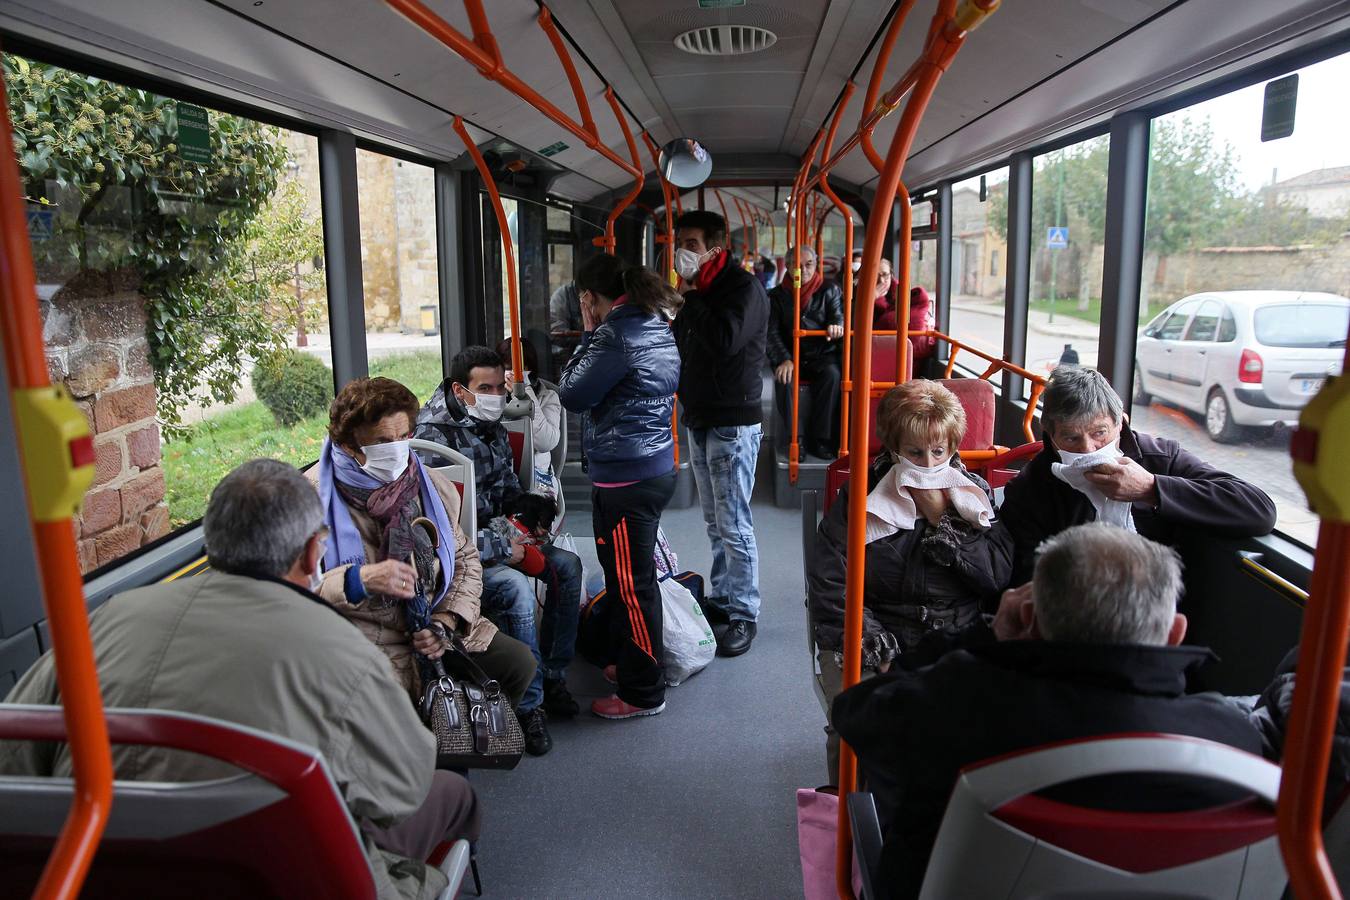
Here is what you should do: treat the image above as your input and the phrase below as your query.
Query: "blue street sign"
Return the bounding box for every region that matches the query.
[26,209,53,241]
[1047,226,1068,249]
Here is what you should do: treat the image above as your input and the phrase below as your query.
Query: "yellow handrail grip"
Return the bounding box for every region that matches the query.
[954,0,1000,33]
[13,386,95,522]
[1293,375,1350,523]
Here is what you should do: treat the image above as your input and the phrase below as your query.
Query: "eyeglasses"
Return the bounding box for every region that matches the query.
[877,271,893,284]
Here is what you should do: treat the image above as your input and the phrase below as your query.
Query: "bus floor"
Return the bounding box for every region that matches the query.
[472,466,822,898]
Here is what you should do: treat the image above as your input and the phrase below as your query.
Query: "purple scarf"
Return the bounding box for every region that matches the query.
[317,438,455,606]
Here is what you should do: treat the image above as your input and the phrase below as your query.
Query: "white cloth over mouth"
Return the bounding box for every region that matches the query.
[864,459,994,544]
[1050,441,1137,532]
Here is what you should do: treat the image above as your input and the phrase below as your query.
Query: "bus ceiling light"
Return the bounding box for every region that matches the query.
[1240,348,1265,383]
[659,138,713,189]
[674,24,776,56]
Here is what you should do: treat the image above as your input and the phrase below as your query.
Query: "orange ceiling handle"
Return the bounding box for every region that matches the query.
[595,88,643,255]
[0,62,112,900]
[860,0,917,172]
[454,116,525,378]
[642,131,677,285]
[386,0,641,182]
[537,5,598,140]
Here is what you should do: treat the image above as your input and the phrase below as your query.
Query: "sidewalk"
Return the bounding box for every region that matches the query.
[950,295,1098,340]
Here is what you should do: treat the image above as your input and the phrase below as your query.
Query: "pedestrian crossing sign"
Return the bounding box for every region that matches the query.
[1047,226,1068,249]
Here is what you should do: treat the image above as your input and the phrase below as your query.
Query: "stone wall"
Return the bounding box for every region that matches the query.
[393,163,439,333]
[1144,234,1350,306]
[40,270,167,574]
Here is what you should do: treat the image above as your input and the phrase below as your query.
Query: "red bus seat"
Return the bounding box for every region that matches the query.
[0,704,471,900]
[938,378,996,452]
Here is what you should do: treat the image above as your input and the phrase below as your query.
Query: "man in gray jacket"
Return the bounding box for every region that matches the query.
[1,459,475,900]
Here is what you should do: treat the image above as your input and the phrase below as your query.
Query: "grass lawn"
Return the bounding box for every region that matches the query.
[162,350,444,527]
[1030,296,1172,328]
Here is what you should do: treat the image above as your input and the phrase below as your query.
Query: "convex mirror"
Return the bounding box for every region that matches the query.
[659,138,712,188]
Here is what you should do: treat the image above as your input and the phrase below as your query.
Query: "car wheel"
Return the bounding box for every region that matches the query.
[1205,388,1240,443]
[1133,368,1151,406]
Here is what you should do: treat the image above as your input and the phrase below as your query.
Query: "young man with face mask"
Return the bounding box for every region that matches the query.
[670,209,771,658]
[415,346,584,756]
[999,365,1277,586]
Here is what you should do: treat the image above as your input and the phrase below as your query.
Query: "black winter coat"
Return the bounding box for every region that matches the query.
[809,456,1012,663]
[834,640,1264,900]
[558,302,680,484]
[1000,425,1277,585]
[1250,645,1350,808]
[672,257,770,428]
[765,279,844,368]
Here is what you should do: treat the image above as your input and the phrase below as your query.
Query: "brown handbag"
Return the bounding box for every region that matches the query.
[418,639,523,770]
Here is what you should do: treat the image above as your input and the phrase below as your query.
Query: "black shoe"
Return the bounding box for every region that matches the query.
[543,678,579,718]
[717,620,757,657]
[518,707,553,756]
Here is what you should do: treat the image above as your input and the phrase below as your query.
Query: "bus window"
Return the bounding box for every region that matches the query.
[7,52,333,567]
[949,167,1009,361]
[1026,134,1111,395]
[1131,50,1350,548]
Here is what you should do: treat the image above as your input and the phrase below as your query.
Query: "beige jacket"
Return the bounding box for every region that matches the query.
[307,467,493,696]
[0,571,447,900]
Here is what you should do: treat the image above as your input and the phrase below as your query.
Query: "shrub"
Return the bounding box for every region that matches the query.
[252,350,333,427]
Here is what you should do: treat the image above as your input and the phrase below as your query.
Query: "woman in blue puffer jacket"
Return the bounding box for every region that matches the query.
[560,253,682,719]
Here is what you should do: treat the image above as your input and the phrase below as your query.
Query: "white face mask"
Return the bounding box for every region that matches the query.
[309,570,324,593]
[466,392,506,422]
[674,247,704,281]
[851,260,862,272]
[892,453,950,476]
[359,439,410,483]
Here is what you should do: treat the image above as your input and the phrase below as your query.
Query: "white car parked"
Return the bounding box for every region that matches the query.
[1135,290,1348,442]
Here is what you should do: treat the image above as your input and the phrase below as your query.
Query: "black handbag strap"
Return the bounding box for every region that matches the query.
[440,637,501,691]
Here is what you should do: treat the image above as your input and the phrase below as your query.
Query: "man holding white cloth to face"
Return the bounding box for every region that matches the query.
[1000,366,1276,586]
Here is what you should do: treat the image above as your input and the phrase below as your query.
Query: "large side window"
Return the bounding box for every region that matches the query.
[355,150,442,403]
[949,168,1009,360]
[1130,51,1350,548]
[9,54,332,572]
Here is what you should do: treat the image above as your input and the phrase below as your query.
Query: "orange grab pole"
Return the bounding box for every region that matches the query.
[1278,327,1350,899]
[713,189,731,243]
[454,116,525,377]
[386,0,641,182]
[896,188,912,386]
[595,88,643,255]
[0,65,112,900]
[536,5,598,140]
[787,131,825,482]
[817,80,857,460]
[642,132,676,284]
[836,2,989,896]
[860,0,917,173]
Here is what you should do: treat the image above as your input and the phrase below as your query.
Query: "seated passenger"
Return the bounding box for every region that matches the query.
[1000,365,1276,585]
[864,257,895,328]
[414,347,583,754]
[1,459,478,899]
[834,523,1264,900]
[1249,644,1350,809]
[809,380,1012,779]
[310,377,535,710]
[494,336,563,500]
[766,245,844,460]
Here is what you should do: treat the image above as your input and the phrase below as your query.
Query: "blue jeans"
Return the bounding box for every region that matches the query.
[688,423,762,622]
[480,545,581,712]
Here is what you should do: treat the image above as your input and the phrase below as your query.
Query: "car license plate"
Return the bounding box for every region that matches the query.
[1300,378,1325,394]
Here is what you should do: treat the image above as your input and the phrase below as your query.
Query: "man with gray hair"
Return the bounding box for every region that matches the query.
[834,523,1262,900]
[1001,365,1275,584]
[2,459,477,900]
[765,244,845,459]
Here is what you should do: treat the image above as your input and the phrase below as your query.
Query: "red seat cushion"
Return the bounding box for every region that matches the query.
[938,378,996,451]
[506,430,524,470]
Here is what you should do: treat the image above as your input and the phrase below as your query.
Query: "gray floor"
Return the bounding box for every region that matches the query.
[471,465,825,899]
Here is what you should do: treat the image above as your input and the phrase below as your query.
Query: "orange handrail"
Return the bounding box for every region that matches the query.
[833,3,996,897]
[386,0,642,184]
[1278,328,1350,899]
[643,131,676,284]
[787,130,826,477]
[896,189,912,386]
[713,188,731,245]
[536,5,597,141]
[594,88,644,255]
[454,116,525,378]
[816,83,857,469]
[859,0,918,172]
[0,65,112,900]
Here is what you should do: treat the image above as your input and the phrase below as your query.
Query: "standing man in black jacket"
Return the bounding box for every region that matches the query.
[671,210,770,657]
[766,245,845,459]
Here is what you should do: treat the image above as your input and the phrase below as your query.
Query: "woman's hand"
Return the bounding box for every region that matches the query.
[412,628,447,660]
[360,559,418,599]
[580,295,600,332]
[910,488,950,525]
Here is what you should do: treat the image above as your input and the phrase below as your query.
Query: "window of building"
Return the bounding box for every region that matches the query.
[355,151,442,404]
[948,168,1009,363]
[10,53,333,572]
[1131,51,1350,548]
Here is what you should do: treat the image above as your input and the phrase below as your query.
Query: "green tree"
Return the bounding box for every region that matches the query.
[5,54,303,433]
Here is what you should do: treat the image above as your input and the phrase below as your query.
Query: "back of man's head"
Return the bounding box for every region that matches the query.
[1032,523,1182,645]
[203,459,323,578]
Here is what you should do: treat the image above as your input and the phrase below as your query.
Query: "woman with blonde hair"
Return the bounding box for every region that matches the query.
[807,378,1012,779]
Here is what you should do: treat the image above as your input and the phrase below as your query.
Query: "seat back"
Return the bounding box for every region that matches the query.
[0,704,377,900]
[937,378,996,451]
[919,734,1286,900]
[410,439,477,538]
[538,379,567,534]
[863,336,914,455]
[501,419,535,493]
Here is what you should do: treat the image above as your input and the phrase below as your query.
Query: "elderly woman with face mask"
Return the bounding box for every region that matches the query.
[807,379,1013,781]
[309,376,536,706]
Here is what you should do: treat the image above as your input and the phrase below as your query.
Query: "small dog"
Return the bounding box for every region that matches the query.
[502,493,558,543]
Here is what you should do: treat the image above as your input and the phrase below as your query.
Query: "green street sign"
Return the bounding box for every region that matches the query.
[176,102,211,164]
[538,141,568,158]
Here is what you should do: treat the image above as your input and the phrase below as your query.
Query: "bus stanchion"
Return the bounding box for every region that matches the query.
[643,132,678,285]
[1279,340,1350,900]
[0,64,110,900]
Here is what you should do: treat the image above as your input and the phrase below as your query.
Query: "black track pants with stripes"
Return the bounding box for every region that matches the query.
[591,470,678,709]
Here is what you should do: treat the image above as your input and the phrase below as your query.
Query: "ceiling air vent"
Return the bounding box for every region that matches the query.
[674,25,777,56]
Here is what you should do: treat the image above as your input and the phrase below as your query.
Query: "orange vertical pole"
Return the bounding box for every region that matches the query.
[787,131,824,483]
[896,190,912,385]
[455,117,525,377]
[713,189,731,246]
[595,88,643,255]
[819,81,857,459]
[0,65,111,900]
[643,132,676,284]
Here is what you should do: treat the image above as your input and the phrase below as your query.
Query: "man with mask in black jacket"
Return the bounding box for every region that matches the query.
[766,245,844,460]
[672,210,770,657]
